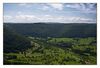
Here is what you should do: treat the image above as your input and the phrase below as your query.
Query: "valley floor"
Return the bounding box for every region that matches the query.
[4,37,97,65]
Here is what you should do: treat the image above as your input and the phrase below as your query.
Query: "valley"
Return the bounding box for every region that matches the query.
[3,23,97,65]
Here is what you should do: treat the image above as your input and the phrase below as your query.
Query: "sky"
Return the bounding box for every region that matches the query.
[3,3,97,23]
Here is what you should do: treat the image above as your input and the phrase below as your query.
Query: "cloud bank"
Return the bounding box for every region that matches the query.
[4,14,96,23]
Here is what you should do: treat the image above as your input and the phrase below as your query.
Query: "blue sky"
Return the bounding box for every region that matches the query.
[4,3,97,23]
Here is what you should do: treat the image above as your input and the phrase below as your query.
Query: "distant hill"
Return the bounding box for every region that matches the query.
[4,23,97,38]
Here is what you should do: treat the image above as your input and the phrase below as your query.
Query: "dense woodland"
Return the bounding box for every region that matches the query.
[4,23,97,65]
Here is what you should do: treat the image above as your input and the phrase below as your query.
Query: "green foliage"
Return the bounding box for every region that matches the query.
[4,37,97,65]
[48,38,74,43]
[3,23,97,65]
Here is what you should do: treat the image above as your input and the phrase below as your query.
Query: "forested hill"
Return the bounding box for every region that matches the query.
[4,26,33,53]
[4,23,97,38]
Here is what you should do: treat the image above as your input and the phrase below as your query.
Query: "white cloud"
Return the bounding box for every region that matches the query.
[18,3,31,8]
[66,4,81,9]
[4,15,13,22]
[4,15,12,19]
[17,11,23,15]
[66,4,85,10]
[18,3,27,6]
[4,14,96,23]
[15,15,37,22]
[48,4,63,10]
[66,3,96,14]
[42,6,50,11]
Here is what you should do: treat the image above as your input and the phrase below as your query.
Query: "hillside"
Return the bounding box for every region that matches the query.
[4,23,97,38]
[4,26,32,53]
[3,23,97,65]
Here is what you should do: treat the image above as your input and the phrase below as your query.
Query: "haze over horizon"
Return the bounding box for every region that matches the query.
[4,3,97,23]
